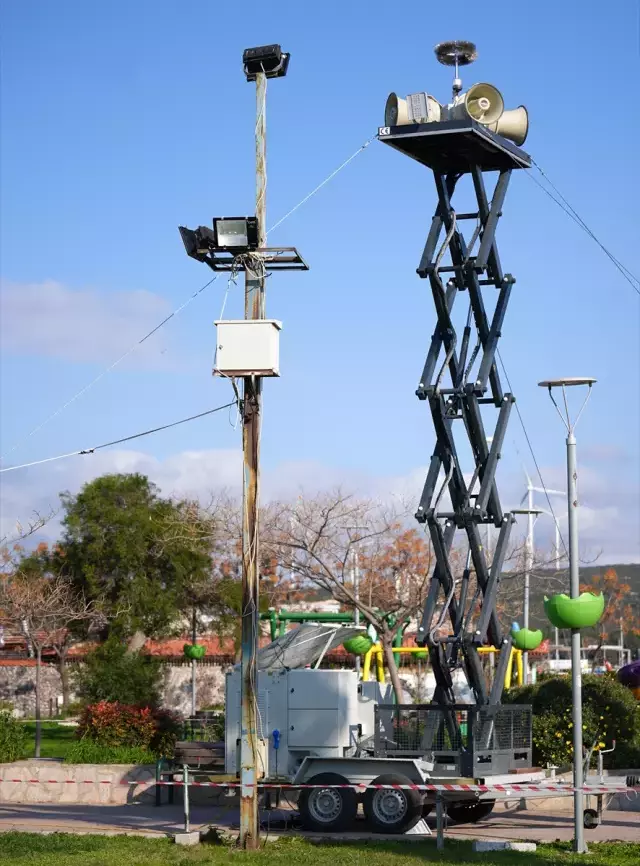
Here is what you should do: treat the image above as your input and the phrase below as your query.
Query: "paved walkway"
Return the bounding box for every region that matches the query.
[0,802,638,843]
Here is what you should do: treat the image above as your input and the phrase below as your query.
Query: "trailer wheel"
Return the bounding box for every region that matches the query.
[298,772,358,832]
[363,773,423,834]
[445,799,495,825]
[583,808,600,829]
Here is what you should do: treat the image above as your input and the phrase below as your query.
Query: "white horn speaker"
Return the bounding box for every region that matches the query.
[488,105,529,146]
[385,93,410,126]
[463,82,504,124]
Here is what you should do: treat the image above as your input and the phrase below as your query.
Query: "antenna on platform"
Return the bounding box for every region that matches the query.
[434,40,478,98]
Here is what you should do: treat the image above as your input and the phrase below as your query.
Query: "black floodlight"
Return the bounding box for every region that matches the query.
[213,217,259,252]
[243,44,289,81]
[179,225,216,262]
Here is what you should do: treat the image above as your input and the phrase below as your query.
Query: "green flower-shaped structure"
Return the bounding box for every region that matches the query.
[183,643,207,660]
[510,627,544,651]
[343,635,374,655]
[544,592,605,630]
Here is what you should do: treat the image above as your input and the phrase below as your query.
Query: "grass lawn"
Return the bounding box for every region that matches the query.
[20,722,77,759]
[0,835,638,866]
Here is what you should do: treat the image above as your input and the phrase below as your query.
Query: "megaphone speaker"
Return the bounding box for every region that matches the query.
[488,105,529,146]
[464,82,504,125]
[385,93,410,126]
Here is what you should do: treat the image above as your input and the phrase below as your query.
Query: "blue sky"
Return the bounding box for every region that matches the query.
[1,0,639,561]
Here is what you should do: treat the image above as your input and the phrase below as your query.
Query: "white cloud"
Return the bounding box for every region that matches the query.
[0,279,175,367]
[1,445,637,564]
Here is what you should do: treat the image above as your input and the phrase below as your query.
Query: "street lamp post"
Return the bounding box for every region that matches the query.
[539,377,596,855]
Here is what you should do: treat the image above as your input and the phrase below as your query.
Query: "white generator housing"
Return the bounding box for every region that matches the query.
[213,319,281,377]
[225,668,390,779]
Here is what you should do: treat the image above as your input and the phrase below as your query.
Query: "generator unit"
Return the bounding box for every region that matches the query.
[225,667,393,779]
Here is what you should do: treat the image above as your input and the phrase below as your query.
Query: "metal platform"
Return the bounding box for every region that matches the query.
[204,247,308,272]
[378,120,531,172]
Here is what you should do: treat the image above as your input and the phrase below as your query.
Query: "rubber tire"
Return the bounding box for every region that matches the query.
[583,808,600,830]
[422,803,433,818]
[363,773,423,834]
[445,799,496,825]
[297,772,358,833]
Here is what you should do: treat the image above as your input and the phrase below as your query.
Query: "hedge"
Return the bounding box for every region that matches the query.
[504,673,640,770]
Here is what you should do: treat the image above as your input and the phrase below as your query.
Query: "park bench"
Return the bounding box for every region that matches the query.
[155,740,226,805]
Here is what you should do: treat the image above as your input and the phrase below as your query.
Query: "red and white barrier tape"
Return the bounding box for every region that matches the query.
[0,778,636,794]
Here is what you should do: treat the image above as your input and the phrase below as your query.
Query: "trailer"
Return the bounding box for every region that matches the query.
[225,665,538,833]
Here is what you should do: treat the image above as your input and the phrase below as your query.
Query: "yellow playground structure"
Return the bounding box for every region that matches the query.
[362,644,524,689]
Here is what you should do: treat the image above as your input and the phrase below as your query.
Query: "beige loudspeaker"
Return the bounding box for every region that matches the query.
[463,82,504,124]
[385,92,441,126]
[488,105,529,146]
[385,93,410,126]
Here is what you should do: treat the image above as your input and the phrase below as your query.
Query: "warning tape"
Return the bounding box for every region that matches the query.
[0,778,636,794]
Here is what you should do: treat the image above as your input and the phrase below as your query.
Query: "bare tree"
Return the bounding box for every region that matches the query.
[0,569,101,756]
[495,539,569,626]
[158,493,286,637]
[1,509,54,543]
[263,491,437,703]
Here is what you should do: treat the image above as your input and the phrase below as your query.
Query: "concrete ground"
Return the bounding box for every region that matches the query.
[0,801,638,844]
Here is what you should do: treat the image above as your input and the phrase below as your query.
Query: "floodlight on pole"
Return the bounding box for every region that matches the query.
[178,218,306,272]
[539,376,596,855]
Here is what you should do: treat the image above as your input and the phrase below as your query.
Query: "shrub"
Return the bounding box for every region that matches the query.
[77,702,156,748]
[64,741,156,764]
[505,673,640,769]
[75,637,161,708]
[0,711,29,762]
[149,708,182,756]
[77,701,181,757]
[58,700,84,719]
[609,739,640,771]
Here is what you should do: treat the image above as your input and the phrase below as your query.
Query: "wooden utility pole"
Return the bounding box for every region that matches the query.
[237,44,294,849]
[178,46,295,848]
[239,64,267,851]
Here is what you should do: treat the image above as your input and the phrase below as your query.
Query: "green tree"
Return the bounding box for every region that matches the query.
[55,474,212,644]
[74,637,162,707]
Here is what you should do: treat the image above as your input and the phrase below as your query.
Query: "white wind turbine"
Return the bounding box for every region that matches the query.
[520,466,565,570]
[513,467,566,682]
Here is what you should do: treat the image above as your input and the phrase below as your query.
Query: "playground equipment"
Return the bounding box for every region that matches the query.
[362,643,524,689]
[260,608,408,645]
[618,659,640,700]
